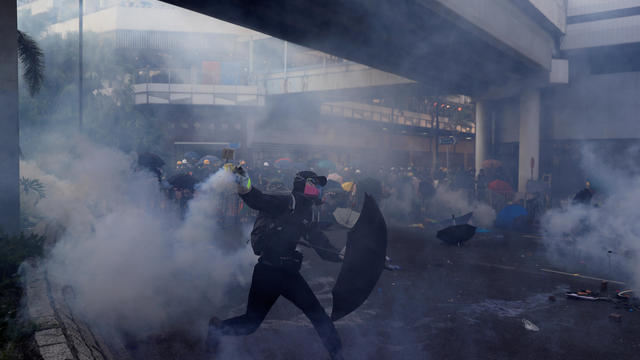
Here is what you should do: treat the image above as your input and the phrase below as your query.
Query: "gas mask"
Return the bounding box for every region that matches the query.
[303,178,323,199]
[293,171,326,206]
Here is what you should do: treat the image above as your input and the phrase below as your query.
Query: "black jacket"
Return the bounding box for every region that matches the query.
[241,187,341,263]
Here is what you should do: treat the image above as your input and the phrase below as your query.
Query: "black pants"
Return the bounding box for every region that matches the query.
[220,262,342,357]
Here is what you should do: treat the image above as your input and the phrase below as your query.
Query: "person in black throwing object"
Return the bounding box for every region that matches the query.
[207,169,344,359]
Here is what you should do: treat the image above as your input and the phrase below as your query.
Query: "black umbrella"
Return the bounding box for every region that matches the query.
[137,152,165,180]
[168,173,197,191]
[331,193,387,321]
[138,152,164,170]
[436,224,476,246]
[435,212,473,231]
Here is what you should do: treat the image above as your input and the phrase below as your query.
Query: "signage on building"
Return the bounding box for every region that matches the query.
[439,137,456,145]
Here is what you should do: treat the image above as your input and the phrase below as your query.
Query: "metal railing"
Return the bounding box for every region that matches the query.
[320,103,475,134]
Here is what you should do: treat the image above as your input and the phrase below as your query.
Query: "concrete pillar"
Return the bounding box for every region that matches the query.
[518,89,540,193]
[0,2,19,234]
[474,101,490,175]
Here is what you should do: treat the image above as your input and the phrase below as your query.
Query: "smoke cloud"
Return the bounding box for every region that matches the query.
[21,134,255,339]
[432,186,496,227]
[541,145,640,288]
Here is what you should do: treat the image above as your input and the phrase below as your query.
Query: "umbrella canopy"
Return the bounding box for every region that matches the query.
[274,157,293,169]
[325,179,343,191]
[333,207,360,228]
[168,173,198,191]
[488,179,514,194]
[327,173,344,183]
[482,159,502,168]
[332,194,387,321]
[198,155,221,165]
[137,152,165,172]
[435,212,473,231]
[292,162,306,171]
[184,151,201,162]
[495,204,528,229]
[436,224,476,245]
[317,160,337,171]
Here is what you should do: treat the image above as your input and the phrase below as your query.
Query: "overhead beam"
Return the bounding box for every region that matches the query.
[162,0,548,94]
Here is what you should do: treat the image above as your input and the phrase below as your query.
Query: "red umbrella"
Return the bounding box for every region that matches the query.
[482,159,502,169]
[488,179,513,194]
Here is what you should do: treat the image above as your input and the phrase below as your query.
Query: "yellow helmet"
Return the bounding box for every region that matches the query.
[203,159,211,165]
[177,161,182,165]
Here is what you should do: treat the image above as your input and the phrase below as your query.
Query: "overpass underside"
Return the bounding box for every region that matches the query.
[163,0,551,96]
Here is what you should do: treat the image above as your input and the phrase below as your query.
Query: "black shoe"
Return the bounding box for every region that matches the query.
[206,317,223,354]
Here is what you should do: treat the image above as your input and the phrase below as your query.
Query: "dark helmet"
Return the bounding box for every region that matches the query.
[293,171,327,194]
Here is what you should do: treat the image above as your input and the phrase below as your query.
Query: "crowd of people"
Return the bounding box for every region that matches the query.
[137,151,529,227]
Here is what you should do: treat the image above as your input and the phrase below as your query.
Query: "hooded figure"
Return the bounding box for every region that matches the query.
[207,169,344,359]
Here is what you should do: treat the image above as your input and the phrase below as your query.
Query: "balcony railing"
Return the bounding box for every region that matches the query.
[133,83,264,106]
[320,102,475,134]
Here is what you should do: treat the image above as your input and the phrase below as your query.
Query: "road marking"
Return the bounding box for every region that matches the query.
[522,234,544,239]
[473,262,516,271]
[472,263,626,285]
[540,268,626,285]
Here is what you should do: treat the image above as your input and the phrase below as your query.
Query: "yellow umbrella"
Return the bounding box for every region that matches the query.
[341,181,354,192]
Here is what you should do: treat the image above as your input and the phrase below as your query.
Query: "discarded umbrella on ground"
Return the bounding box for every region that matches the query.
[436,215,476,246]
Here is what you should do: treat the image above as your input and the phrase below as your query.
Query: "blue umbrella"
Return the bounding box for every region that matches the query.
[317,160,337,171]
[495,204,528,229]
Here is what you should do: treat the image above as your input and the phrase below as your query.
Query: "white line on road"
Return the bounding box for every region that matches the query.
[540,268,626,285]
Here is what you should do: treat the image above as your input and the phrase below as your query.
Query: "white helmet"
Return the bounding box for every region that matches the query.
[263,162,270,167]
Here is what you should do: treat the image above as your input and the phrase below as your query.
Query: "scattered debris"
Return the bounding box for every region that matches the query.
[617,290,634,300]
[566,289,609,301]
[522,319,539,332]
[386,264,401,271]
[609,313,622,323]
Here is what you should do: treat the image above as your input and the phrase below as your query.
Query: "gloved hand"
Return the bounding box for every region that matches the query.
[233,166,251,194]
[338,246,346,261]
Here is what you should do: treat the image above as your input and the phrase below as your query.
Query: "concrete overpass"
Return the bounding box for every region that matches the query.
[163,0,562,96]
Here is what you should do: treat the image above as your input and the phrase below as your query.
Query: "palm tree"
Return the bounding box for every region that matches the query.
[17,30,44,96]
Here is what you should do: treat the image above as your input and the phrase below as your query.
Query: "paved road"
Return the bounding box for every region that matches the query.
[126,225,640,359]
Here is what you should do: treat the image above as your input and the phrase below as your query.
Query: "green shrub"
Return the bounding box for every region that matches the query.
[0,233,45,359]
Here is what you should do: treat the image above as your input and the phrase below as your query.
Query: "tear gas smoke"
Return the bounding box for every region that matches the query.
[380,178,495,227]
[21,135,255,339]
[541,145,640,288]
[432,187,496,227]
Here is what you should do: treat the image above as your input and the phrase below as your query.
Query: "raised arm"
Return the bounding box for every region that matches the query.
[240,187,290,214]
[233,166,290,214]
[307,229,342,263]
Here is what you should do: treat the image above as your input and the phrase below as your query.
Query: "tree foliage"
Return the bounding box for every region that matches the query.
[18,32,172,157]
[17,30,44,97]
